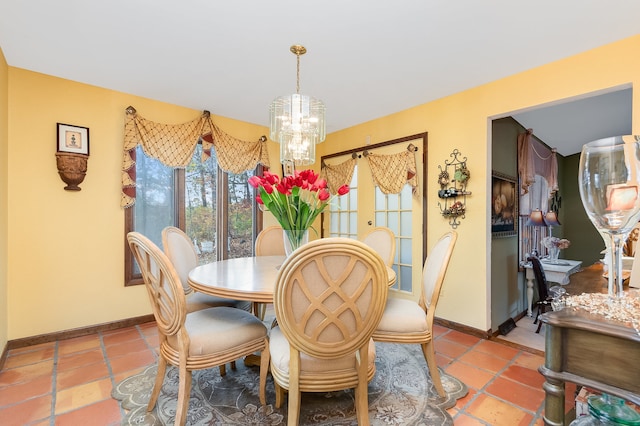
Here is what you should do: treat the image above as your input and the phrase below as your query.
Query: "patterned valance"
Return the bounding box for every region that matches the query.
[121,107,269,208]
[367,150,418,195]
[320,147,418,196]
[321,157,356,194]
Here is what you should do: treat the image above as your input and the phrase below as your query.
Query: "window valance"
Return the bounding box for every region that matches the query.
[320,145,418,196]
[121,106,269,208]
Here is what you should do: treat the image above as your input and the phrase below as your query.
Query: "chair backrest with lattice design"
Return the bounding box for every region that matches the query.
[274,237,388,359]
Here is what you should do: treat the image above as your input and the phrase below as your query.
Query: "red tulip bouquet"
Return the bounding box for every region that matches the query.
[248,169,349,253]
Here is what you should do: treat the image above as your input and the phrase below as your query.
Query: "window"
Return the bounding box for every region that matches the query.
[124,144,260,286]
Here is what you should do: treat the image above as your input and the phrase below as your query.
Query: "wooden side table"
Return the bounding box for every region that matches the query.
[539,309,640,425]
[523,259,582,317]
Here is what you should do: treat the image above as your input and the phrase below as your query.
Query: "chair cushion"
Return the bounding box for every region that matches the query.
[376,298,428,334]
[269,326,376,374]
[185,292,251,313]
[169,307,267,356]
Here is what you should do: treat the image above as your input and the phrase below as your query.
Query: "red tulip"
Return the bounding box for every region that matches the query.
[318,189,330,201]
[337,185,350,196]
[264,170,279,185]
[248,175,262,188]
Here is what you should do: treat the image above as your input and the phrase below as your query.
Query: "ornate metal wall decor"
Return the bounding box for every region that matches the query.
[438,149,471,228]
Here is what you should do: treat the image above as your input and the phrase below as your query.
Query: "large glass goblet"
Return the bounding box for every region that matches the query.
[577,136,640,426]
[578,135,640,300]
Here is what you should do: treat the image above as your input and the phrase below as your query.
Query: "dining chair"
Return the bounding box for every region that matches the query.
[253,225,286,319]
[360,226,396,267]
[527,255,555,333]
[372,231,457,397]
[127,232,270,426]
[254,225,286,256]
[162,226,251,313]
[267,237,388,426]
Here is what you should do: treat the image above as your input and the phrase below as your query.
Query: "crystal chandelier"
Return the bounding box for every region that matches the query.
[269,45,325,166]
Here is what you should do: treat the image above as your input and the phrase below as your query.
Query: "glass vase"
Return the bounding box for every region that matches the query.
[283,229,309,257]
[548,246,560,264]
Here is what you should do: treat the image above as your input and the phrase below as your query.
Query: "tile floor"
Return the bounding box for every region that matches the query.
[0,321,577,426]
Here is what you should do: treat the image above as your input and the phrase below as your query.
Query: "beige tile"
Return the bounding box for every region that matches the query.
[54,378,113,415]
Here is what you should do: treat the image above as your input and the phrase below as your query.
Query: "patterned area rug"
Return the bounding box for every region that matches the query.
[112,342,467,425]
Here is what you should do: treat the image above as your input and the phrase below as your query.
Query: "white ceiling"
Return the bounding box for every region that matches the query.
[512,88,633,156]
[0,1,638,153]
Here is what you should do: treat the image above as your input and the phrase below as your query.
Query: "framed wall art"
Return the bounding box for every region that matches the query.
[57,123,90,155]
[282,159,295,177]
[491,171,517,237]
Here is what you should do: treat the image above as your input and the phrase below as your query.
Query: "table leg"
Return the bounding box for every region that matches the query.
[526,276,534,317]
[542,376,566,426]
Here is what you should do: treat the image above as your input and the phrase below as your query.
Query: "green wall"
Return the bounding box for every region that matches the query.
[560,154,604,266]
[490,117,522,329]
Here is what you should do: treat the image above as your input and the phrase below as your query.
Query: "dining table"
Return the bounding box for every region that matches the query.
[188,255,397,305]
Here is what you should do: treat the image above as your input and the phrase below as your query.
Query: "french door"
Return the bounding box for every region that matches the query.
[324,134,426,299]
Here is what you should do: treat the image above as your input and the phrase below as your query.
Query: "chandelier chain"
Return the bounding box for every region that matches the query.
[296,52,300,94]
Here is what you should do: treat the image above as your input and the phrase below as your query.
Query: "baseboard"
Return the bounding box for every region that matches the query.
[0,344,7,374]
[434,317,492,339]
[4,314,155,353]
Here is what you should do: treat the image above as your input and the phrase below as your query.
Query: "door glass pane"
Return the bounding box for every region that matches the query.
[374,183,412,292]
[185,145,217,263]
[329,165,358,238]
[400,211,412,234]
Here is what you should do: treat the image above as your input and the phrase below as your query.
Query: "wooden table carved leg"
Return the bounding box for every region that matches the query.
[542,376,565,426]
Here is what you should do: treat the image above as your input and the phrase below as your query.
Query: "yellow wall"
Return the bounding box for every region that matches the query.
[0,47,9,350]
[320,34,640,331]
[6,68,271,339]
[4,35,640,341]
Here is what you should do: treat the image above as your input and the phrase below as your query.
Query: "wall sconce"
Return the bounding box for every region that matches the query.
[55,123,90,191]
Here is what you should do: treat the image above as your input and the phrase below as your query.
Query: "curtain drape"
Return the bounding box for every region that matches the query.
[121,107,269,208]
[517,129,558,215]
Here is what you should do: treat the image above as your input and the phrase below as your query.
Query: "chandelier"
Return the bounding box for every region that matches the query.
[269,45,326,166]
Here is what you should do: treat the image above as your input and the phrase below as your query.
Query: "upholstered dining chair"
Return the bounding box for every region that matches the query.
[267,237,388,426]
[253,225,286,319]
[372,231,457,397]
[360,226,396,267]
[127,232,270,426]
[254,225,286,256]
[162,226,251,313]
